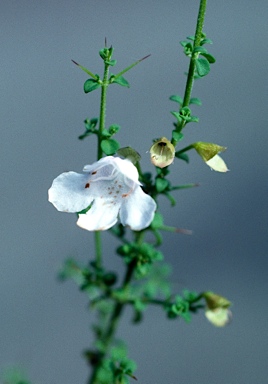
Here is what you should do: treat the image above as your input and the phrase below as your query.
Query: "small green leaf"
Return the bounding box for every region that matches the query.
[110,75,130,87]
[150,212,164,229]
[180,40,189,47]
[186,35,195,41]
[195,57,210,77]
[183,42,193,56]
[105,59,117,66]
[108,124,120,135]
[201,52,216,63]
[155,178,169,193]
[200,38,213,45]
[101,139,120,155]
[169,95,183,104]
[85,117,98,130]
[189,97,202,106]
[193,46,208,55]
[172,130,184,142]
[171,111,182,124]
[175,152,190,163]
[84,79,101,93]
[101,129,111,138]
[189,115,199,123]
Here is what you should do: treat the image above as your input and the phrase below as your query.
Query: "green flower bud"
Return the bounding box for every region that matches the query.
[193,142,229,172]
[117,146,141,164]
[150,137,175,168]
[203,291,232,327]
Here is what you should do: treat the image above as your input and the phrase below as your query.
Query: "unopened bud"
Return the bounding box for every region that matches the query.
[193,142,229,172]
[203,291,232,327]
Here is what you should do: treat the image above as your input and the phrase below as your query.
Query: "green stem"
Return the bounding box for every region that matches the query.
[94,63,110,268]
[182,0,207,108]
[89,233,144,384]
[89,260,137,384]
[97,63,110,160]
[175,144,194,155]
[172,0,207,145]
[94,231,102,269]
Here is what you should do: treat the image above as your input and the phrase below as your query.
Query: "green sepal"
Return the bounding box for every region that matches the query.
[175,152,190,163]
[84,78,102,93]
[155,178,169,193]
[101,139,120,155]
[195,57,210,77]
[172,130,184,142]
[190,97,202,106]
[117,147,141,164]
[186,35,195,41]
[110,75,130,87]
[169,95,183,105]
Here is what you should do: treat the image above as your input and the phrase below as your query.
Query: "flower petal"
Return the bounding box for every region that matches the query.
[205,308,232,327]
[48,171,93,212]
[206,154,229,172]
[77,198,119,231]
[119,186,156,230]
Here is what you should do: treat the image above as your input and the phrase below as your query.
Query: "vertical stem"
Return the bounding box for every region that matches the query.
[97,63,110,160]
[94,231,102,269]
[172,0,207,145]
[89,232,145,384]
[94,62,110,268]
[88,260,137,384]
[182,0,207,107]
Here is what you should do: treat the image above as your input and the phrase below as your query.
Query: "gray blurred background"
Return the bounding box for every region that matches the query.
[1,0,267,383]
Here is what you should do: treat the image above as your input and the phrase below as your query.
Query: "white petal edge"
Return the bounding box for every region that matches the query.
[48,172,93,213]
[77,198,119,231]
[119,186,156,231]
[206,155,229,172]
[205,308,232,327]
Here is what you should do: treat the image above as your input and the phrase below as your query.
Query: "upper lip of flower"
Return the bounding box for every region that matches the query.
[48,156,156,231]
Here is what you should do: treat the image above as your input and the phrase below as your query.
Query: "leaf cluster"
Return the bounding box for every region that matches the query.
[180,33,216,78]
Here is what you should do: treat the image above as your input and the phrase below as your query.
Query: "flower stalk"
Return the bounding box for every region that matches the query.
[172,0,207,145]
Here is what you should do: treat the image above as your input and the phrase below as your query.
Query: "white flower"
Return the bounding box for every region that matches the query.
[48,156,156,231]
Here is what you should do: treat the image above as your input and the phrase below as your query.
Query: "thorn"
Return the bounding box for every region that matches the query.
[175,228,193,235]
[139,54,151,62]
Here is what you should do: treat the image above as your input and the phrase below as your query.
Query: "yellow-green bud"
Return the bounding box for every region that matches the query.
[193,142,229,172]
[150,137,175,168]
[203,291,232,327]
